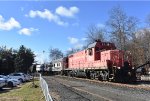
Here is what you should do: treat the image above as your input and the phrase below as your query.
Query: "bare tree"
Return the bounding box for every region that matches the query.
[49,48,63,60]
[107,6,139,63]
[65,48,80,56]
[146,14,150,26]
[143,14,150,61]
[126,16,139,65]
[107,6,126,50]
[124,27,150,67]
[107,6,139,51]
[86,24,105,45]
[66,48,75,56]
[126,37,144,66]
[141,29,150,61]
[131,29,150,66]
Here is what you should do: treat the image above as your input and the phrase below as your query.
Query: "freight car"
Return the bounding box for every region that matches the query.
[52,41,148,83]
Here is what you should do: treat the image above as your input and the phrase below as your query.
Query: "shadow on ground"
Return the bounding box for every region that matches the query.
[0,86,21,94]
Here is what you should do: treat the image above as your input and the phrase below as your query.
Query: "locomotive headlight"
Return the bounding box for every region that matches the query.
[117,67,120,69]
[128,72,131,76]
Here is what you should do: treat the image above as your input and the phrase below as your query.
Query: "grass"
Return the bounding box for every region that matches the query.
[0,80,45,101]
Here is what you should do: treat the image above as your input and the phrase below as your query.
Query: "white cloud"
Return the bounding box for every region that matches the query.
[81,37,87,41]
[97,23,105,28]
[56,6,79,17]
[0,15,21,30]
[19,28,38,36]
[68,37,79,44]
[68,37,85,50]
[67,48,72,51]
[74,43,83,49]
[27,9,68,26]
[67,43,83,52]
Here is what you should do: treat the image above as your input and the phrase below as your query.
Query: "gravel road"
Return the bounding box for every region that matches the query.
[43,76,150,101]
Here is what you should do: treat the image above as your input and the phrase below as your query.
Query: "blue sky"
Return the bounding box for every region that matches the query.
[0,1,150,63]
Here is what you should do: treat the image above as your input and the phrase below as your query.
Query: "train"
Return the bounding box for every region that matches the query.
[51,40,150,83]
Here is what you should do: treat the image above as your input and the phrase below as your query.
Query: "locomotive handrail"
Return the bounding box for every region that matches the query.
[135,61,150,70]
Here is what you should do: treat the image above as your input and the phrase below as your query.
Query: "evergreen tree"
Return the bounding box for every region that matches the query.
[14,45,35,73]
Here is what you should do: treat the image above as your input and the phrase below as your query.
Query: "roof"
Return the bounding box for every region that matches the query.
[52,58,63,63]
[87,42,97,48]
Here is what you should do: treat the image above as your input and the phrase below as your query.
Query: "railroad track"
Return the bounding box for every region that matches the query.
[54,77,112,101]
[57,75,150,91]
[44,76,150,101]
[51,78,92,101]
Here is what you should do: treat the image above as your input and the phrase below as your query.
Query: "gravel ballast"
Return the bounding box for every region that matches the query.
[44,76,150,101]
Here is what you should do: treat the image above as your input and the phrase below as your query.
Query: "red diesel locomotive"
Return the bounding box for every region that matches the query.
[52,41,135,83]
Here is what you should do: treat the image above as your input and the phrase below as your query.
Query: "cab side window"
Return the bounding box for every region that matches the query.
[95,47,100,52]
[89,48,93,55]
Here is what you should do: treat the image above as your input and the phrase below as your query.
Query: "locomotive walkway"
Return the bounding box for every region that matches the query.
[44,76,150,101]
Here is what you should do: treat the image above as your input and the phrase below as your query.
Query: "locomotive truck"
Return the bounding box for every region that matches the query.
[51,41,149,83]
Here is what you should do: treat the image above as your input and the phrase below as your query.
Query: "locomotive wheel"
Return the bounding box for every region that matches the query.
[90,72,96,80]
[85,70,91,79]
[98,75,103,81]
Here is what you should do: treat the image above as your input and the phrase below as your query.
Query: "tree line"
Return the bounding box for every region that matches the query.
[107,6,150,67]
[0,45,34,75]
[50,6,150,67]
